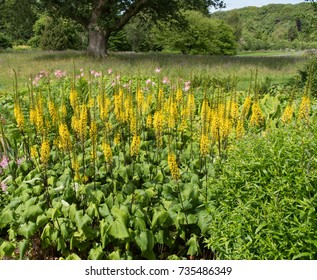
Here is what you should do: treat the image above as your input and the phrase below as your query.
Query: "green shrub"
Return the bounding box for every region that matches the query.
[206,127,317,259]
[28,15,87,51]
[0,33,12,49]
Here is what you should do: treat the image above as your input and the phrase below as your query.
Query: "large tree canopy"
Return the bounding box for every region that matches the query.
[42,0,225,57]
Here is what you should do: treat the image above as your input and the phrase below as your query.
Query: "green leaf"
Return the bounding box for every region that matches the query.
[74,211,92,230]
[151,209,169,228]
[197,210,212,234]
[24,205,43,220]
[0,241,15,258]
[60,221,70,239]
[36,214,50,228]
[18,239,29,260]
[260,94,280,116]
[99,203,111,217]
[68,204,77,220]
[46,208,61,220]
[108,220,129,239]
[18,222,37,239]
[135,230,155,252]
[0,210,15,228]
[186,234,200,256]
[154,170,164,183]
[86,203,100,219]
[118,165,129,183]
[66,253,81,260]
[111,206,128,225]
[88,245,104,260]
[108,249,121,260]
[100,219,110,248]
[41,223,53,248]
[292,252,313,260]
[255,222,267,235]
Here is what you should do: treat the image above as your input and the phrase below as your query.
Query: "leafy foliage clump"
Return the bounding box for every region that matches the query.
[0,33,12,50]
[28,15,87,51]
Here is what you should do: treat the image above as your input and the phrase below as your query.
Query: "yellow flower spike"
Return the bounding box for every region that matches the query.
[59,123,71,151]
[72,158,80,173]
[168,101,177,129]
[236,118,245,139]
[200,133,209,157]
[48,101,58,124]
[146,114,152,129]
[168,152,180,181]
[130,113,138,135]
[229,101,239,123]
[137,88,144,114]
[281,104,294,124]
[82,175,89,184]
[35,106,44,134]
[102,143,113,164]
[14,102,24,130]
[297,96,310,124]
[211,110,221,142]
[88,97,94,109]
[89,121,98,144]
[250,102,265,127]
[130,135,141,157]
[40,138,50,166]
[176,88,183,104]
[79,104,87,141]
[60,104,67,119]
[69,89,78,110]
[30,146,38,159]
[241,96,251,119]
[153,110,163,147]
[187,93,195,120]
[180,107,188,131]
[201,98,210,125]
[29,107,37,125]
[114,133,121,145]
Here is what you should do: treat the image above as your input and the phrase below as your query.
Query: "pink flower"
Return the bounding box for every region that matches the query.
[90,70,101,78]
[54,69,66,79]
[1,182,7,192]
[155,68,161,73]
[108,68,113,75]
[146,79,152,85]
[0,156,9,169]
[162,77,170,84]
[16,157,25,166]
[184,81,191,92]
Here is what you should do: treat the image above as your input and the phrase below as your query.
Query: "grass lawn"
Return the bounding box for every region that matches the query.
[0,50,308,92]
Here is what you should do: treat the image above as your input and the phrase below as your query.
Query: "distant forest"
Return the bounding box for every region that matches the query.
[0,1,316,54]
[213,2,317,51]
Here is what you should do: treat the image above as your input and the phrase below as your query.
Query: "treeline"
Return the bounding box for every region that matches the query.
[0,4,237,55]
[213,2,317,51]
[0,1,316,54]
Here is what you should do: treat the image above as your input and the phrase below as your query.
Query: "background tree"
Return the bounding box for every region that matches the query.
[41,0,225,57]
[151,11,236,55]
[0,0,38,44]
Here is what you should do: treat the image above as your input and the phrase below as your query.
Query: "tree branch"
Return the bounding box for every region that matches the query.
[115,0,150,30]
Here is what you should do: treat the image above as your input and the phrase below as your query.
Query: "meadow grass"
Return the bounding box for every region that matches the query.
[0,49,308,92]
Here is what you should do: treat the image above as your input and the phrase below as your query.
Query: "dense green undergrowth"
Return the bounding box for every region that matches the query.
[1,67,317,259]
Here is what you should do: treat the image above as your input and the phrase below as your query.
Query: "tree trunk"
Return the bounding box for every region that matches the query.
[87,29,109,58]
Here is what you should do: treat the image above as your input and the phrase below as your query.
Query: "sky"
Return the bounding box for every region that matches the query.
[211,0,306,11]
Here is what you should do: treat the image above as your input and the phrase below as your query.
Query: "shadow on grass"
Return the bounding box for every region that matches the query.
[30,50,87,61]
